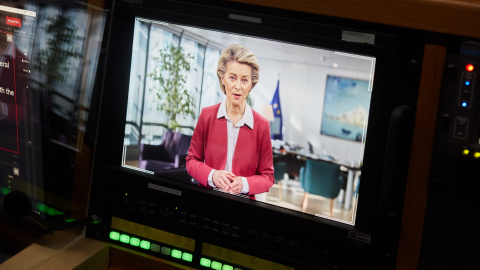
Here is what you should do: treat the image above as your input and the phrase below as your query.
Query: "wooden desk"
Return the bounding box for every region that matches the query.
[226,0,480,40]
[0,213,189,270]
[0,229,192,270]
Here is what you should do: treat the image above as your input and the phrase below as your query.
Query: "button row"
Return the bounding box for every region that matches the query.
[123,198,198,227]
[122,196,243,240]
[246,229,298,251]
[109,230,193,262]
[199,257,242,270]
[201,217,241,238]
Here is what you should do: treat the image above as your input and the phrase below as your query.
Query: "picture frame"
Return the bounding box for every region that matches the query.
[320,75,372,142]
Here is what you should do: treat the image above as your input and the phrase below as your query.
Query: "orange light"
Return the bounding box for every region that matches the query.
[466,64,475,72]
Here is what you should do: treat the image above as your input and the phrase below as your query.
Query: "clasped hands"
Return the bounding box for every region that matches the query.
[212,170,243,194]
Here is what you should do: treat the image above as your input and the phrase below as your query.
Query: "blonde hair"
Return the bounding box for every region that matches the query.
[217,44,259,94]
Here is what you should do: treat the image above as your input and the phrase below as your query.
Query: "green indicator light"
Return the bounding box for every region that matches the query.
[182,252,193,262]
[36,203,65,216]
[140,240,150,250]
[200,258,211,267]
[119,234,130,244]
[211,261,222,270]
[37,203,46,212]
[0,187,10,196]
[130,237,140,247]
[171,249,182,259]
[161,247,171,256]
[48,208,64,216]
[150,243,161,252]
[222,265,233,270]
[109,231,120,241]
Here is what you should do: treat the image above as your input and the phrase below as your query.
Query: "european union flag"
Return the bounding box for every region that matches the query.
[270,80,283,140]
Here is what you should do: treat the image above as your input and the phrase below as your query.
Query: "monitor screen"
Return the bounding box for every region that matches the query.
[88,2,424,268]
[121,18,375,225]
[0,2,42,211]
[0,0,106,226]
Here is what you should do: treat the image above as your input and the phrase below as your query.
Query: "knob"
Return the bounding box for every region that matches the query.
[246,229,258,241]
[260,233,271,242]
[287,240,299,251]
[273,237,285,248]
[446,64,457,81]
[259,233,271,247]
[440,114,451,130]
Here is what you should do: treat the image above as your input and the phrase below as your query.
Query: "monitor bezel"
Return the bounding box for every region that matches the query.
[89,0,422,255]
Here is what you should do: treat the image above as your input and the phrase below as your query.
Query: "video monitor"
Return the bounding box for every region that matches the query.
[121,18,375,225]
[0,0,106,227]
[0,2,42,211]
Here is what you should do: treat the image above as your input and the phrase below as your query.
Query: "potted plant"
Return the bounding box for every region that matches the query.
[148,44,196,131]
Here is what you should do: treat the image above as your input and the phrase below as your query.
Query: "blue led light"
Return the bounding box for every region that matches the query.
[465,81,471,86]
[462,102,468,107]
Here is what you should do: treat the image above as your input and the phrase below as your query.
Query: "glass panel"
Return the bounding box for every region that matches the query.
[122,18,375,226]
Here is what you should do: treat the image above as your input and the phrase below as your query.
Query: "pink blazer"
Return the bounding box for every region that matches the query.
[186,103,274,199]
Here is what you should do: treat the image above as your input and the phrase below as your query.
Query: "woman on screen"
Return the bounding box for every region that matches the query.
[186,44,274,199]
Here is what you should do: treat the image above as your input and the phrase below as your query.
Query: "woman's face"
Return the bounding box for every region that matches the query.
[221,61,252,108]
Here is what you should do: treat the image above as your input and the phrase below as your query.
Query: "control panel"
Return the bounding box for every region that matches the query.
[87,167,372,270]
[421,41,480,269]
[108,216,295,270]
[435,41,480,159]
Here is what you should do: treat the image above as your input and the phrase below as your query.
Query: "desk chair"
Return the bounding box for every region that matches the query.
[300,159,344,217]
[273,161,287,200]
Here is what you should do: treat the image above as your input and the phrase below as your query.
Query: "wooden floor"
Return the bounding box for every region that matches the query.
[261,179,357,224]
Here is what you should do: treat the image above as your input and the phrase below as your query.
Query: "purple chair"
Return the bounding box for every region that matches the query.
[139,130,192,172]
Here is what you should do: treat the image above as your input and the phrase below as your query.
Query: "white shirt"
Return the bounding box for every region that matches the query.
[207,101,254,194]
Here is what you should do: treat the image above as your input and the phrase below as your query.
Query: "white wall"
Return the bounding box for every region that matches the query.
[181,24,375,164]
[251,56,372,164]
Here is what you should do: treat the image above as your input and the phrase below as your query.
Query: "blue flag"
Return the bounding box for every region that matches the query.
[270,80,283,140]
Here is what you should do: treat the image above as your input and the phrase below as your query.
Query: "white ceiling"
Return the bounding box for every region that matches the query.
[180,24,375,73]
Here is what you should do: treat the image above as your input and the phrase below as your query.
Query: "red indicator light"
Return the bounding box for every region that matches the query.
[466,64,475,72]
